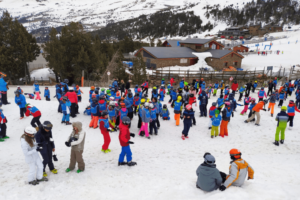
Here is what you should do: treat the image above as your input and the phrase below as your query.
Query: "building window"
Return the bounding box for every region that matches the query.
[234,62,238,66]
[196,46,202,49]
[211,44,216,49]
[224,62,228,66]
[181,44,184,47]
[204,43,209,48]
[180,59,188,63]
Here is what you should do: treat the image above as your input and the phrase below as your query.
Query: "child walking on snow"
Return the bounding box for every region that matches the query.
[139,102,151,139]
[149,103,158,135]
[44,87,50,101]
[240,96,251,115]
[181,104,194,140]
[211,110,221,138]
[33,81,41,100]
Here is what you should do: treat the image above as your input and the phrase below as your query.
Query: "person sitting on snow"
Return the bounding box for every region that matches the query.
[219,149,254,191]
[196,152,225,192]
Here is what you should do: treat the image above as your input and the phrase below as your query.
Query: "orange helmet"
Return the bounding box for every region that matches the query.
[116,91,120,97]
[76,85,79,89]
[201,78,204,81]
[92,93,96,98]
[229,149,242,159]
[91,86,95,90]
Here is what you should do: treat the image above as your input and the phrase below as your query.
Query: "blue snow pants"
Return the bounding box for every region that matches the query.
[119,145,132,162]
[62,114,70,122]
[182,119,191,136]
[200,104,207,116]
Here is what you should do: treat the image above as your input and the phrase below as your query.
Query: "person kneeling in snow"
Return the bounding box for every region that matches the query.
[65,122,86,173]
[25,104,42,131]
[219,149,254,191]
[196,153,226,192]
[118,116,137,167]
[21,126,48,185]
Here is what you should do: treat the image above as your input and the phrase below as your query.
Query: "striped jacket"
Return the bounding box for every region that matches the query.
[276,111,289,128]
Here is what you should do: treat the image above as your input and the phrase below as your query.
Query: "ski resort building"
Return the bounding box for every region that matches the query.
[135,38,243,70]
[230,45,249,53]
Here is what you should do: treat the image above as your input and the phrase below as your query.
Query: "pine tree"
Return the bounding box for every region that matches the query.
[132,53,146,85]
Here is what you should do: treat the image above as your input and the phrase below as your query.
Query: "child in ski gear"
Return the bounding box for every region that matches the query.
[252,81,258,93]
[168,86,174,103]
[219,149,254,191]
[238,86,246,101]
[161,104,170,120]
[188,93,197,107]
[108,101,118,131]
[33,81,41,100]
[161,78,165,85]
[0,109,8,142]
[55,85,62,113]
[220,102,232,137]
[99,111,112,153]
[133,93,140,115]
[179,79,184,88]
[248,98,257,121]
[196,153,223,192]
[273,106,289,146]
[17,86,23,94]
[198,90,208,117]
[149,104,158,135]
[141,80,149,95]
[211,110,222,138]
[24,93,35,99]
[25,104,42,129]
[152,98,162,129]
[65,122,86,173]
[151,86,159,100]
[35,121,57,177]
[61,96,72,125]
[89,86,95,102]
[118,116,136,166]
[44,87,50,101]
[258,87,267,101]
[139,102,151,139]
[21,126,47,185]
[275,89,279,101]
[278,90,285,107]
[76,85,83,102]
[213,82,219,96]
[208,102,217,129]
[240,97,251,115]
[167,84,171,95]
[245,100,268,125]
[287,100,300,129]
[273,77,277,90]
[245,81,253,96]
[84,106,91,115]
[231,81,239,94]
[217,95,224,110]
[15,90,27,119]
[174,96,183,126]
[181,104,194,140]
[267,80,274,96]
[65,88,79,118]
[170,89,177,107]
[224,86,230,99]
[268,92,277,117]
[119,102,128,125]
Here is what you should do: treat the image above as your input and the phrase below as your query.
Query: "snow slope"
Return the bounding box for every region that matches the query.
[0,0,245,32]
[0,85,300,200]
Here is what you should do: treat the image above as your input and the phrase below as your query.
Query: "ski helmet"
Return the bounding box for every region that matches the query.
[128,92,133,98]
[99,95,105,100]
[215,109,220,115]
[137,88,141,92]
[64,79,69,84]
[140,99,146,104]
[109,101,115,106]
[135,85,138,88]
[281,106,287,111]
[149,103,154,109]
[42,121,53,131]
[92,98,98,103]
[251,98,256,102]
[101,111,108,116]
[163,104,167,109]
[204,154,215,165]
[229,149,242,160]
[225,102,230,106]
[212,102,217,106]
[177,96,182,101]
[144,102,150,107]
[14,90,20,95]
[120,102,126,108]
[289,100,294,104]
[122,116,131,125]
[263,99,268,104]
[24,126,37,136]
[109,97,115,101]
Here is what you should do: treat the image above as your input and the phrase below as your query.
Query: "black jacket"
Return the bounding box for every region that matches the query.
[35,128,55,154]
[246,82,253,89]
[120,83,125,92]
[125,82,130,90]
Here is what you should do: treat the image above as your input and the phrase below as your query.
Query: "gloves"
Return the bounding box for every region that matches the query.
[107,128,113,132]
[263,108,267,111]
[36,146,43,151]
[130,133,135,137]
[17,102,21,105]
[65,141,71,147]
[219,185,226,191]
[53,154,58,162]
[128,141,134,144]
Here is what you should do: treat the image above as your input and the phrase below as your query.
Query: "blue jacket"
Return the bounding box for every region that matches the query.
[198,91,208,105]
[98,118,109,128]
[141,108,151,123]
[183,109,194,122]
[152,90,158,98]
[211,114,222,126]
[253,83,258,88]
[91,103,100,117]
[217,98,224,107]
[273,80,277,85]
[249,103,257,110]
[120,108,128,120]
[214,84,219,89]
[279,93,285,100]
[150,108,157,120]
[194,82,199,89]
[171,90,177,100]
[161,108,170,118]
[125,99,133,113]
[180,80,184,88]
[112,80,118,88]
[174,101,182,112]
[33,84,40,92]
[108,108,117,118]
[239,88,245,93]
[0,78,7,91]
[44,89,50,97]
[15,94,26,108]
[61,100,71,115]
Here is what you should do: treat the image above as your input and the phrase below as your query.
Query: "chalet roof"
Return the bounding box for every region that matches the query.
[141,47,198,59]
[180,38,214,44]
[205,49,244,59]
[165,40,182,47]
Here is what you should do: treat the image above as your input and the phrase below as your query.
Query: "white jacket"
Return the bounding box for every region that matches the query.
[21,138,40,164]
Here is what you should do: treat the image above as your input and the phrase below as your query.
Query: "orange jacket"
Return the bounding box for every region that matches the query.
[252,101,264,112]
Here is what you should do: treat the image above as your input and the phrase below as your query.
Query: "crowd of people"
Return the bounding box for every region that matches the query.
[0,73,300,191]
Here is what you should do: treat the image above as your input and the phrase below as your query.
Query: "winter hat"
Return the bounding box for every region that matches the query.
[204,154,215,165]
[215,110,220,115]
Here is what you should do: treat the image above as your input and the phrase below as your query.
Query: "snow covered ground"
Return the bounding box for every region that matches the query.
[1,85,300,200]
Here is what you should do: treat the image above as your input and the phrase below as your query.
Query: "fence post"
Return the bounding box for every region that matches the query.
[41,77,43,85]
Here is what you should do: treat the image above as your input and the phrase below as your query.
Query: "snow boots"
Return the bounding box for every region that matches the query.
[274,141,279,146]
[118,162,127,166]
[29,180,39,186]
[280,140,284,144]
[127,161,137,166]
[37,177,48,182]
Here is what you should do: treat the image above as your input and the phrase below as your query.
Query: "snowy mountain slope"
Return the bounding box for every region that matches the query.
[0,0,246,33]
[0,85,300,200]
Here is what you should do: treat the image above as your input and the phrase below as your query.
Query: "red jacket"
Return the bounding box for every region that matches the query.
[287,103,300,116]
[25,106,41,117]
[65,91,78,103]
[188,96,196,105]
[0,115,7,124]
[119,123,130,147]
[231,83,239,91]
[170,78,175,86]
[99,117,108,132]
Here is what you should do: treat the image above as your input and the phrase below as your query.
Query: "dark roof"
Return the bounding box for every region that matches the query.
[165,40,182,47]
[205,49,234,59]
[180,38,213,44]
[142,47,197,59]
